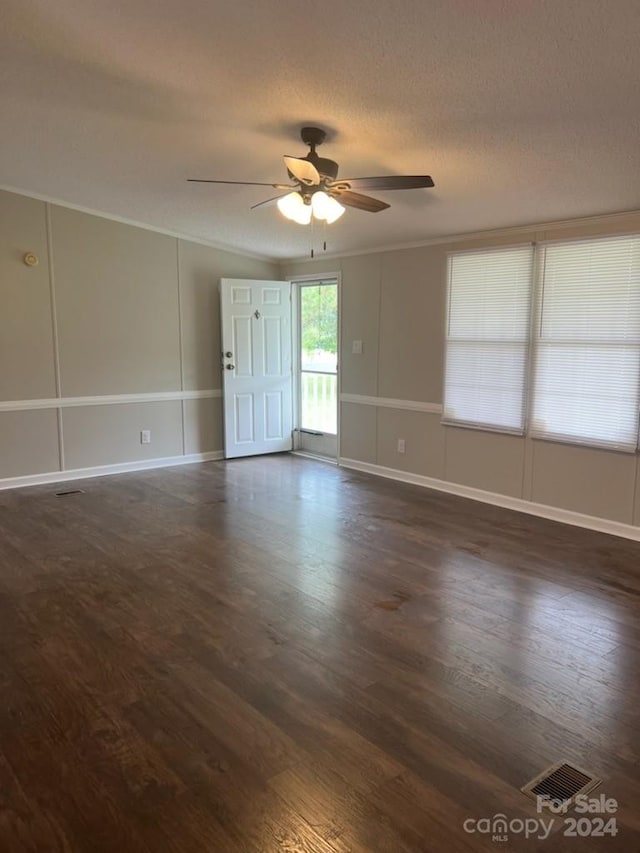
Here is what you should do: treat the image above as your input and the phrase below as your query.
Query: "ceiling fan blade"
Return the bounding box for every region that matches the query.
[329,175,434,191]
[250,193,289,210]
[330,189,390,213]
[283,156,321,186]
[188,179,294,189]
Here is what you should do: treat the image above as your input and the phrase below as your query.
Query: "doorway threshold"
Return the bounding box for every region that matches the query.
[291,450,338,465]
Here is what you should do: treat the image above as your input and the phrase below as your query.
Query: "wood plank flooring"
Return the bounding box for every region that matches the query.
[1,454,639,851]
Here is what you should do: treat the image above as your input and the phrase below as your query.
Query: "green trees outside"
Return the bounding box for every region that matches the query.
[300,284,337,356]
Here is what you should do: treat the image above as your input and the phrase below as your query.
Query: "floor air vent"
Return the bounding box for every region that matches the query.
[522,761,601,808]
[55,489,85,497]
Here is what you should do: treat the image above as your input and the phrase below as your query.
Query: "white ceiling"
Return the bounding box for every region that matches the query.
[1,0,639,261]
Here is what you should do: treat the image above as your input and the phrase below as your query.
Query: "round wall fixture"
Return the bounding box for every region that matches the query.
[23,252,39,267]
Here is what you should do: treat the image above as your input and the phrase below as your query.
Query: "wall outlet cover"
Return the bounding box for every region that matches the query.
[140,429,151,444]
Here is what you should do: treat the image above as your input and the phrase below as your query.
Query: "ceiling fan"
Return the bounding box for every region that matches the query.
[188,126,434,225]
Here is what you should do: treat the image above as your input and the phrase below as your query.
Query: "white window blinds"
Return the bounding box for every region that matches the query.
[443,245,534,433]
[530,235,640,451]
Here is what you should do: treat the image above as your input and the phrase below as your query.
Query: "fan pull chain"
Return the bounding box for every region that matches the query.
[307,216,330,258]
[310,213,315,258]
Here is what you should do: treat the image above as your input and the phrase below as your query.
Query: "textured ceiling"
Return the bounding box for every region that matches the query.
[1,0,640,260]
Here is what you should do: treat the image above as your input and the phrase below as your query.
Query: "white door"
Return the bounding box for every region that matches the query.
[220,278,293,459]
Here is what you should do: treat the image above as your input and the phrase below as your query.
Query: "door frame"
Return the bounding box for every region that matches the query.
[287,272,342,462]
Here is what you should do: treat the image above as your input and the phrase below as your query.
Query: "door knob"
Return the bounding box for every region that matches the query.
[225,351,233,358]
[225,364,235,370]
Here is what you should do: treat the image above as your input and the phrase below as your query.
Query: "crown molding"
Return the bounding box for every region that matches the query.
[0,184,275,264]
[5,183,638,269]
[281,208,640,264]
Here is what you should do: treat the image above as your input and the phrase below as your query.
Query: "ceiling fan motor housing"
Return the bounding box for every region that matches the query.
[308,155,339,181]
[285,154,339,183]
[298,126,339,181]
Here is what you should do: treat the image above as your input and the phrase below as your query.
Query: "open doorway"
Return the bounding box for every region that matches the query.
[294,277,339,459]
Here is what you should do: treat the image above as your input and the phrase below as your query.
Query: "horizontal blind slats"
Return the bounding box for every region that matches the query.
[531,235,640,450]
[444,246,534,432]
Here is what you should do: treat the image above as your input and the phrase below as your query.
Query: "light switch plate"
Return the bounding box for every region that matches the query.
[352,340,363,355]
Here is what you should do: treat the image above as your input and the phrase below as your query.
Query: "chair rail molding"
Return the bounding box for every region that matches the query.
[340,393,442,414]
[0,389,222,412]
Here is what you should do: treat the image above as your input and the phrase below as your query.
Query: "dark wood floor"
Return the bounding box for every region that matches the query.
[1,455,640,852]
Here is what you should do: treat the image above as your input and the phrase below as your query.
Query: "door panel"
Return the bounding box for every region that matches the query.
[265,391,284,438]
[234,394,254,444]
[233,317,253,376]
[262,286,282,305]
[231,285,252,304]
[263,316,283,375]
[221,278,292,459]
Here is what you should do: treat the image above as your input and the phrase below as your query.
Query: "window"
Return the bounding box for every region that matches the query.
[299,281,338,434]
[530,235,640,451]
[443,245,534,433]
[443,234,640,452]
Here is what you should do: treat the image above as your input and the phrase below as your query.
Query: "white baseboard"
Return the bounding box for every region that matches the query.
[339,457,640,543]
[291,450,338,465]
[0,451,224,491]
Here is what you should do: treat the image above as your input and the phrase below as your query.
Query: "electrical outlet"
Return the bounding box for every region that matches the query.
[352,339,363,355]
[397,438,405,454]
[140,429,151,445]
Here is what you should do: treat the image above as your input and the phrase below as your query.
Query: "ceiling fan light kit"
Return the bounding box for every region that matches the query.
[189,125,435,228]
[277,191,312,224]
[311,191,345,224]
[277,189,346,225]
